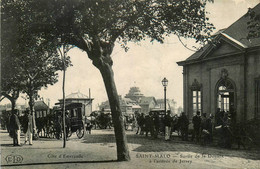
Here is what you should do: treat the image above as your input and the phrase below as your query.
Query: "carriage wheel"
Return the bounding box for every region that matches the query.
[76,128,84,139]
[76,122,84,139]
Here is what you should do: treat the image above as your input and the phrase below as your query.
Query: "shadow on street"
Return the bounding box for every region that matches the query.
[82,132,260,160]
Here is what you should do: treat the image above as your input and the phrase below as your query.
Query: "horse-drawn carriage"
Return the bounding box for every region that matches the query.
[50,103,85,139]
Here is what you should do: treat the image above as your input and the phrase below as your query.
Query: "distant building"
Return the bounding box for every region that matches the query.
[139,96,158,115]
[177,4,260,122]
[125,87,144,102]
[100,86,178,115]
[120,96,141,115]
[156,99,177,114]
[57,91,93,116]
[35,101,50,118]
[99,95,141,115]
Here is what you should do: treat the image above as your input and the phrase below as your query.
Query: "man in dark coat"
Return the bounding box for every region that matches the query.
[9,110,21,146]
[179,112,189,141]
[145,112,154,137]
[192,111,201,143]
[139,113,145,135]
[164,111,172,141]
[153,112,160,138]
[136,113,141,134]
[24,110,33,145]
[200,113,210,145]
[222,112,232,148]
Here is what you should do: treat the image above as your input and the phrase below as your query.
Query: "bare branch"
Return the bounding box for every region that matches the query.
[177,35,198,52]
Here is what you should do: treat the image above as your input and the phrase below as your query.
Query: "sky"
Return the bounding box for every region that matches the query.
[1,0,259,110]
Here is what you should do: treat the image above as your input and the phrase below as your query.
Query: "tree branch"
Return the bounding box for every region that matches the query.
[177,35,198,52]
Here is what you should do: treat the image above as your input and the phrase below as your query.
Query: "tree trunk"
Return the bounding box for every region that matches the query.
[11,99,16,113]
[73,37,130,161]
[29,94,37,139]
[98,63,130,161]
[62,56,66,148]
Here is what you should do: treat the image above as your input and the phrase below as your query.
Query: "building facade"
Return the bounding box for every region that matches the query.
[139,96,158,115]
[177,4,260,122]
[35,101,50,118]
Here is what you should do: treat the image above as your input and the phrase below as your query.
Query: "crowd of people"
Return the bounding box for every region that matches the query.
[8,108,234,148]
[134,109,234,147]
[135,110,190,141]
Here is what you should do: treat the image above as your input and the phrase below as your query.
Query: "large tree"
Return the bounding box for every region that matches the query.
[1,1,69,136]
[2,0,215,161]
[1,0,25,112]
[1,56,21,113]
[18,37,67,137]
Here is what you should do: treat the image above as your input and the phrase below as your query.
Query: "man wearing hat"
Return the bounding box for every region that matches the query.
[192,111,201,143]
[24,110,33,145]
[9,110,21,146]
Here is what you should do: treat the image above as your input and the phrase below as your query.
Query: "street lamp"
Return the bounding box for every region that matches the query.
[162,77,168,114]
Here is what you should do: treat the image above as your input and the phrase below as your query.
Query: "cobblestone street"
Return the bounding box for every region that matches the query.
[1,129,260,169]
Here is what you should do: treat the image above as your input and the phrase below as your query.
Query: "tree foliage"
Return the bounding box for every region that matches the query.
[1,0,215,161]
[246,7,260,39]
[1,0,71,117]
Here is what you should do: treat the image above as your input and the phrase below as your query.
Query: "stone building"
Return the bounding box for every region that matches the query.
[177,4,260,123]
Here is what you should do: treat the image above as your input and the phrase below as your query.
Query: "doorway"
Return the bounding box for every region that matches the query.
[216,78,236,113]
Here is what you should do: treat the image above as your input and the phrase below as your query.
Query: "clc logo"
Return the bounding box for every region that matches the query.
[5,155,23,164]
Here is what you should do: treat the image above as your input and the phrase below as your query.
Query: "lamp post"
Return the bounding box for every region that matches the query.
[162,77,168,115]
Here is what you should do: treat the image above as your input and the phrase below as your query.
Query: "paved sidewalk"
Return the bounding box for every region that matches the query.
[1,129,260,169]
[1,130,118,166]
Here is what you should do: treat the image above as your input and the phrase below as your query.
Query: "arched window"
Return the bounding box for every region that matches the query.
[190,79,202,114]
[216,78,235,112]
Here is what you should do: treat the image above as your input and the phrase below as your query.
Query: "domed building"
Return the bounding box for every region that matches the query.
[125,87,144,102]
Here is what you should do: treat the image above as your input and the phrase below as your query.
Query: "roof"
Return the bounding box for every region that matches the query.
[34,101,49,111]
[156,99,175,104]
[223,3,260,48]
[139,97,157,105]
[120,97,139,107]
[177,3,260,65]
[65,92,89,100]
